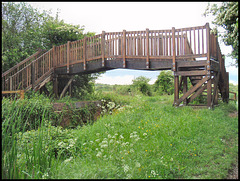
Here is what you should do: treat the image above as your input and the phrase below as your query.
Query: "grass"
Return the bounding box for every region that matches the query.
[52,95,238,179]
[2,93,238,179]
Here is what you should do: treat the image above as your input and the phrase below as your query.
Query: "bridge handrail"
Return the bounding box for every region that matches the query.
[3,23,226,92]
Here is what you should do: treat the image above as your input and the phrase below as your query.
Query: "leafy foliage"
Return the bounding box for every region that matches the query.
[131,76,152,96]
[204,2,238,66]
[154,71,174,95]
[2,2,51,72]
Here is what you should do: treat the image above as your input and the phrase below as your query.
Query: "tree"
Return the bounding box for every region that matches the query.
[154,71,174,95]
[131,76,152,96]
[2,2,51,72]
[2,2,103,99]
[204,2,238,66]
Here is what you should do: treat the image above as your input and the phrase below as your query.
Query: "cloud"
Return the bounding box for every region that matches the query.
[95,74,158,85]
[229,80,238,85]
[95,74,135,85]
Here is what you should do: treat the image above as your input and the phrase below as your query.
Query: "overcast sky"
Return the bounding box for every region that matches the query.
[28,2,238,85]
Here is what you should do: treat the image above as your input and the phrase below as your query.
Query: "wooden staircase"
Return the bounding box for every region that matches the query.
[2,23,229,108]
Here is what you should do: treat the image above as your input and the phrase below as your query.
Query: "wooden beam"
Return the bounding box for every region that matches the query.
[182,76,188,105]
[175,76,209,106]
[211,71,220,107]
[207,77,212,108]
[174,70,207,76]
[174,75,179,105]
[53,75,58,98]
[188,83,207,103]
[60,77,74,99]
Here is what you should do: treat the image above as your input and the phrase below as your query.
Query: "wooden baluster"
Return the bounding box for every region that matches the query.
[102,31,105,67]
[123,30,126,68]
[172,27,176,71]
[83,37,87,70]
[146,28,149,68]
[67,41,70,73]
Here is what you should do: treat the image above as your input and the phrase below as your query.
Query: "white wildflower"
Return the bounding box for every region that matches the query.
[135,162,141,167]
[63,157,73,163]
[96,133,100,136]
[96,152,102,157]
[95,139,100,142]
[123,164,130,173]
[120,135,124,139]
[143,133,147,136]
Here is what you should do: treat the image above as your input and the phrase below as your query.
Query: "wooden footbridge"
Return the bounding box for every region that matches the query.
[2,23,229,108]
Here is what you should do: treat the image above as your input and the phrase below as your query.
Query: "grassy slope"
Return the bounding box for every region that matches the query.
[52,95,238,179]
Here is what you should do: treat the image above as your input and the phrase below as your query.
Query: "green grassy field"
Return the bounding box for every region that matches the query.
[2,91,238,179]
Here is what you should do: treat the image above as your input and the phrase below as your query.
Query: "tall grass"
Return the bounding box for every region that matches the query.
[51,95,238,179]
[2,92,238,179]
[2,95,56,179]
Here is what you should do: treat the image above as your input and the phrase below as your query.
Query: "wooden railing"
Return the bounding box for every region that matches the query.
[2,49,45,91]
[2,23,227,92]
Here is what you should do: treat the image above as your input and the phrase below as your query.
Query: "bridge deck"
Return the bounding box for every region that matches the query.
[2,23,229,108]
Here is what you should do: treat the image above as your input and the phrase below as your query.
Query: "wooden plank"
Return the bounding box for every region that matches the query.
[177,60,207,67]
[174,70,207,76]
[175,76,209,106]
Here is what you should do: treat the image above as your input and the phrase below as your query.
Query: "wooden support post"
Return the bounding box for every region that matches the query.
[226,72,229,103]
[174,74,179,106]
[60,77,74,99]
[182,76,188,105]
[83,37,87,70]
[146,28,149,69]
[52,45,56,67]
[212,72,220,107]
[206,23,212,109]
[101,31,105,67]
[67,41,70,73]
[172,27,176,71]
[53,75,58,98]
[207,77,212,108]
[122,30,126,68]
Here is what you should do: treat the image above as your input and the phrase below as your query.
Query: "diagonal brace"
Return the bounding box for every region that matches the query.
[60,77,74,99]
[175,76,209,106]
[187,83,207,104]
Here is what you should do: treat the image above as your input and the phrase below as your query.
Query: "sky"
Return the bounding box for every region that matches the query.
[28,2,238,85]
